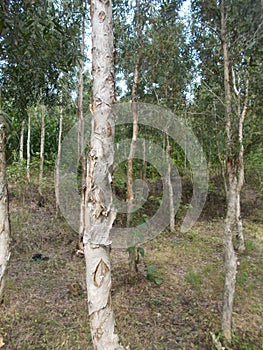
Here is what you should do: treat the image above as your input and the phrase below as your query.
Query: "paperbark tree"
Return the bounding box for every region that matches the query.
[78,6,86,248]
[39,104,45,195]
[55,93,63,217]
[83,1,124,349]
[19,120,25,165]
[221,0,247,340]
[126,0,143,274]
[165,132,175,233]
[0,114,11,302]
[26,112,31,182]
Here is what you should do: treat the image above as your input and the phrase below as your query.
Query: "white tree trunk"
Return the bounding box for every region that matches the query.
[166,132,175,233]
[222,170,238,341]
[126,0,143,274]
[39,104,45,194]
[78,10,86,245]
[221,0,247,339]
[221,1,236,340]
[84,1,124,349]
[19,120,25,166]
[55,94,63,217]
[0,115,11,302]
[26,113,31,182]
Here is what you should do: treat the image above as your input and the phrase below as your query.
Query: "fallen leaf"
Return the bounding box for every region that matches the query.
[0,336,5,348]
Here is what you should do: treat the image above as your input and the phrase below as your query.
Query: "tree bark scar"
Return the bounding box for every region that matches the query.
[99,11,106,22]
[94,259,109,287]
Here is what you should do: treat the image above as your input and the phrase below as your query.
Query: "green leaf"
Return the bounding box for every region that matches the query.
[137,247,145,258]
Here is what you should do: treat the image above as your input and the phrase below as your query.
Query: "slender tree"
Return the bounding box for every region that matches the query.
[39,104,46,195]
[191,0,262,340]
[19,120,25,165]
[26,112,31,182]
[78,4,86,249]
[221,0,247,339]
[55,92,63,217]
[126,0,143,274]
[0,114,11,302]
[165,131,175,232]
[83,1,124,348]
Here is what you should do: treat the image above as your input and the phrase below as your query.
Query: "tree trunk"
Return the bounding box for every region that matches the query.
[26,113,31,182]
[55,94,63,217]
[222,168,238,341]
[127,0,143,274]
[39,104,45,195]
[0,115,11,302]
[78,9,86,247]
[232,69,249,252]
[142,139,147,181]
[19,120,25,166]
[221,1,236,340]
[221,0,246,340]
[84,1,124,349]
[166,132,175,233]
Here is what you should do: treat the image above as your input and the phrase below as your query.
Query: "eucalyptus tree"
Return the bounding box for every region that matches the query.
[114,0,190,111]
[191,0,262,342]
[0,0,82,166]
[0,115,11,302]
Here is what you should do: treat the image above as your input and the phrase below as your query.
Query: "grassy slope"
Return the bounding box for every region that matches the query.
[0,177,262,350]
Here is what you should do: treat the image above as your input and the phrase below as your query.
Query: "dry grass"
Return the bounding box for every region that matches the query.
[0,179,262,349]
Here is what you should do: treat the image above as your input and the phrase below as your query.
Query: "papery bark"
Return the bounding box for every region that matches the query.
[84,1,124,349]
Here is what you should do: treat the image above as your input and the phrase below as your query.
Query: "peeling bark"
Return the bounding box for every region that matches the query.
[0,115,11,302]
[221,0,247,340]
[84,1,124,349]
[222,171,238,341]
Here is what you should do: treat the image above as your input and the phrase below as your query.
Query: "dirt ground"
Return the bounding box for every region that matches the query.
[0,179,262,350]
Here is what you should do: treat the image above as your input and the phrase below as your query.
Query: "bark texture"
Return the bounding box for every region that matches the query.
[221,2,237,339]
[0,115,11,302]
[84,1,124,349]
[222,170,238,341]
[221,0,247,340]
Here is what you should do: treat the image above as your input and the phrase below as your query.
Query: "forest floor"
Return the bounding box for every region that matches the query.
[0,174,262,350]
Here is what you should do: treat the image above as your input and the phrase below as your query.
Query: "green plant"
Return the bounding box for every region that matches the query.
[185,270,203,290]
[145,265,162,285]
[245,240,257,255]
[126,246,145,262]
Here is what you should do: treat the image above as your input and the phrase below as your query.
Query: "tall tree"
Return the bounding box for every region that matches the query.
[126,0,143,274]
[0,114,11,302]
[26,111,31,182]
[39,103,46,195]
[83,1,124,349]
[78,2,86,250]
[191,0,262,341]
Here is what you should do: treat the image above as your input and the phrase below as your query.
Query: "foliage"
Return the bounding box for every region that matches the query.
[0,0,82,112]
[145,264,163,285]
